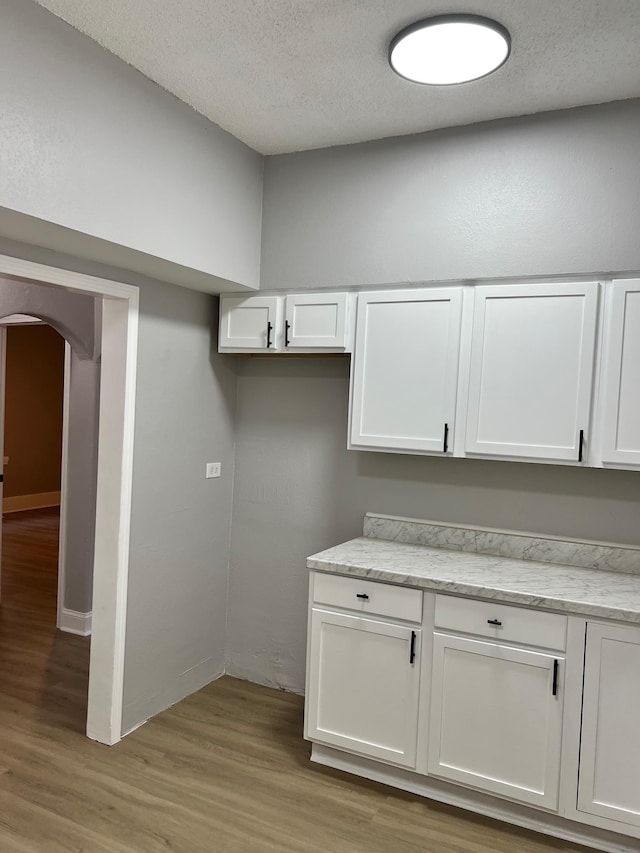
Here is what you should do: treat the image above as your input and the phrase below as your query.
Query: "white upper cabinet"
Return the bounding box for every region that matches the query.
[600,280,640,468]
[219,292,351,352]
[219,296,281,351]
[350,288,463,454]
[578,622,640,833]
[464,282,600,462]
[284,293,349,350]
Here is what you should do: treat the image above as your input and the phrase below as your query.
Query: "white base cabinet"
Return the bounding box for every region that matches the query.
[428,633,564,810]
[578,622,640,833]
[305,571,639,850]
[305,608,421,768]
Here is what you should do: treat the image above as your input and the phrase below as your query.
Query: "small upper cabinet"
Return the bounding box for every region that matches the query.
[464,282,599,463]
[219,296,280,351]
[284,293,349,350]
[600,280,640,468]
[219,292,351,353]
[350,288,463,454]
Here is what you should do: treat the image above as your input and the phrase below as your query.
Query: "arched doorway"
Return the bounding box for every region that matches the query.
[0,299,100,630]
[0,257,139,746]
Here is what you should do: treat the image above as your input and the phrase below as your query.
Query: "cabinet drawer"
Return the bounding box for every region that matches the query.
[434,595,566,651]
[312,573,422,623]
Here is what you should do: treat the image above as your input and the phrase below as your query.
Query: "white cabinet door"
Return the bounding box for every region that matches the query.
[219,296,280,350]
[465,282,599,462]
[350,289,462,453]
[305,608,421,768]
[284,293,348,349]
[428,633,564,810]
[578,623,640,831]
[601,280,640,467]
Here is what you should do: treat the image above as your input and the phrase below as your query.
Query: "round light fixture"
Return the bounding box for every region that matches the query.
[389,14,510,85]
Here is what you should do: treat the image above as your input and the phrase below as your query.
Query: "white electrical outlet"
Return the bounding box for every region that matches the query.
[206,462,221,479]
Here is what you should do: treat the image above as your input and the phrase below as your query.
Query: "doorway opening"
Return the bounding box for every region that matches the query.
[0,255,138,745]
[0,314,101,634]
[0,316,100,733]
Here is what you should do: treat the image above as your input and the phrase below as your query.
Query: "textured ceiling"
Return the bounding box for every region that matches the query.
[34,0,640,154]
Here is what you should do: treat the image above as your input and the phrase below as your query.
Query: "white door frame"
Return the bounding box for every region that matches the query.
[0,253,139,746]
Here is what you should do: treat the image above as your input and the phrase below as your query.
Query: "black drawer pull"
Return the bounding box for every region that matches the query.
[443,422,449,453]
[356,593,369,600]
[552,659,559,696]
[266,321,273,348]
[410,630,417,664]
[487,618,502,626]
[578,429,585,462]
[284,320,291,347]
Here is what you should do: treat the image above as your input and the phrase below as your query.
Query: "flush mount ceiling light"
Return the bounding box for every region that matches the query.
[389,14,511,85]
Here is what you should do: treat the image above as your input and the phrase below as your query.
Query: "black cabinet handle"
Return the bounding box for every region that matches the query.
[552,659,559,696]
[356,593,369,600]
[410,630,417,664]
[487,618,502,626]
[266,321,273,348]
[578,429,584,462]
[284,320,291,347]
[443,423,449,453]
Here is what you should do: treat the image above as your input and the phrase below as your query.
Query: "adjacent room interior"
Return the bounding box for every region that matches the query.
[1,1,640,851]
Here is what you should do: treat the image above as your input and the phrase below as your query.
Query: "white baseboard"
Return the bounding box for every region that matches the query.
[3,491,61,513]
[59,608,92,637]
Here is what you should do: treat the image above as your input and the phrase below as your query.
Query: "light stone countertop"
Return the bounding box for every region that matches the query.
[307,537,640,624]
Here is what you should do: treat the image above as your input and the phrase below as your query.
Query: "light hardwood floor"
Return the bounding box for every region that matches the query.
[0,509,591,852]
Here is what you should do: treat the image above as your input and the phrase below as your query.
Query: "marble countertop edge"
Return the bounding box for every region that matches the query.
[306,537,640,624]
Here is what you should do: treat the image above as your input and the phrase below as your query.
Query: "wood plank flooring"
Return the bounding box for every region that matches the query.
[0,509,592,852]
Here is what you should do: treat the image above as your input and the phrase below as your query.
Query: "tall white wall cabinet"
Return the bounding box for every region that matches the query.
[600,279,640,467]
[349,289,462,454]
[464,282,599,462]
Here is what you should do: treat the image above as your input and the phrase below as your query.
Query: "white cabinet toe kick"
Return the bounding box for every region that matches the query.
[304,570,640,853]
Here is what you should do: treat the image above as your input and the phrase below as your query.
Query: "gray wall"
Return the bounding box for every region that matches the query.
[64,354,100,613]
[231,98,640,693]
[122,282,236,732]
[0,277,100,615]
[260,100,640,290]
[0,0,263,292]
[226,358,640,693]
[0,238,236,735]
